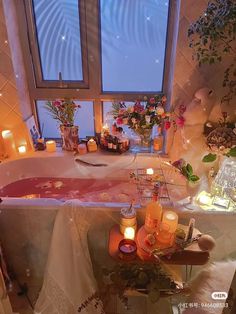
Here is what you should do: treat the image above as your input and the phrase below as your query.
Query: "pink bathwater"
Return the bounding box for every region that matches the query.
[0,177,139,203]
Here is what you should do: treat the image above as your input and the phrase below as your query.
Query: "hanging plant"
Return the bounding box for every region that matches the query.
[188,0,236,105]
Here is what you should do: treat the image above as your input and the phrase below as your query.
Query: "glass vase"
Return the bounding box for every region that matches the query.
[130,128,152,153]
[60,125,79,151]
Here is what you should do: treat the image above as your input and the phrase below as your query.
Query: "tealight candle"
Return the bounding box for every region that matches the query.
[78,143,87,155]
[2,130,16,158]
[146,168,154,175]
[87,138,97,152]
[46,140,56,153]
[162,211,178,233]
[124,227,135,240]
[18,145,27,154]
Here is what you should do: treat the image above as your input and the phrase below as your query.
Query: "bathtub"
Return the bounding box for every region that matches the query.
[1,152,236,309]
[0,152,177,298]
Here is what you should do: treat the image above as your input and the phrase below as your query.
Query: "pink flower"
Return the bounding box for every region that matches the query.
[164,121,171,130]
[116,117,123,125]
[176,116,185,128]
[53,100,62,107]
[179,104,186,115]
[134,102,144,113]
[161,95,167,103]
[150,98,155,104]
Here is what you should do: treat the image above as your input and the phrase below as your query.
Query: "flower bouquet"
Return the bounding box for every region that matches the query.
[111,95,170,151]
[44,99,81,151]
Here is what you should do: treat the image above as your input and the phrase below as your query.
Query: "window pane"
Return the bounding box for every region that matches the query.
[100,0,169,92]
[36,100,94,138]
[33,0,83,81]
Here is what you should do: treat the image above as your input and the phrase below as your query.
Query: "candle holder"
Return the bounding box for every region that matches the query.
[118,239,137,261]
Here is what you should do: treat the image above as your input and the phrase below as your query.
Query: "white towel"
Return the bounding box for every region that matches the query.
[34,201,104,314]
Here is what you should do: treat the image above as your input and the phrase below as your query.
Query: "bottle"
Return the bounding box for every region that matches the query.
[144,184,163,233]
[107,135,113,151]
[112,137,118,151]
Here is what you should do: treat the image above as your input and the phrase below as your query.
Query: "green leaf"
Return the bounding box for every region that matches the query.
[228,147,236,157]
[181,166,189,179]
[186,163,193,175]
[190,175,200,182]
[148,289,160,303]
[202,153,217,162]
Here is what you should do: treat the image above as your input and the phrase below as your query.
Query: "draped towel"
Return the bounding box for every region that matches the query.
[34,201,104,314]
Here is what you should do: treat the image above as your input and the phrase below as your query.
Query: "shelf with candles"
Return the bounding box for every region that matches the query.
[108,223,211,266]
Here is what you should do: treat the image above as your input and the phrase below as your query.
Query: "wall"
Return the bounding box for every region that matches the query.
[172,0,235,117]
[0,0,30,157]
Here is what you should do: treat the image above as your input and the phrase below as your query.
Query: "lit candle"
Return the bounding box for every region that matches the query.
[198,193,212,205]
[18,145,27,154]
[78,143,87,155]
[146,168,154,175]
[2,130,16,158]
[124,227,135,240]
[162,211,178,233]
[46,140,56,153]
[87,138,97,152]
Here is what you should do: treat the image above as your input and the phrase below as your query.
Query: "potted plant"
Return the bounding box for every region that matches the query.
[44,99,81,151]
[188,0,236,106]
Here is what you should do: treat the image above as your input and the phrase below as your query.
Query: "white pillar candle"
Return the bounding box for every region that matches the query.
[162,211,178,233]
[124,227,135,240]
[18,145,27,155]
[2,130,16,158]
[46,140,56,153]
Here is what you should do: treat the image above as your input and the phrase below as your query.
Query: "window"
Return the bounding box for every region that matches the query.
[100,0,169,92]
[33,0,84,82]
[18,0,179,137]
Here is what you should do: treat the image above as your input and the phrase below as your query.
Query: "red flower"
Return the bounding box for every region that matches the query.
[164,121,171,130]
[134,102,144,113]
[116,117,123,125]
[53,100,62,107]
[150,98,155,104]
[222,111,228,119]
[161,95,167,103]
[176,116,185,128]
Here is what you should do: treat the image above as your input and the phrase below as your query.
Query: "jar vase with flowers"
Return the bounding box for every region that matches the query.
[110,95,170,153]
[44,99,80,151]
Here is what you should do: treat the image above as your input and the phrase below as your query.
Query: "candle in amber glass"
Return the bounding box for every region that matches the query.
[2,130,16,158]
[162,211,178,233]
[46,140,56,153]
[87,138,97,152]
[18,145,27,155]
[124,227,135,240]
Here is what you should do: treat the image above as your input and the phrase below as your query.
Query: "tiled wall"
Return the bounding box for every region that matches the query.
[172,0,235,117]
[0,0,30,156]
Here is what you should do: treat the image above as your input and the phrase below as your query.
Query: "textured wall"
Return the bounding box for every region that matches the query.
[0,0,30,156]
[172,0,235,118]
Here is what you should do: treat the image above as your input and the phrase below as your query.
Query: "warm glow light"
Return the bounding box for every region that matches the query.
[146,168,154,175]
[124,227,135,240]
[2,130,11,138]
[198,194,212,205]
[18,145,26,154]
[46,140,56,153]
[162,211,178,233]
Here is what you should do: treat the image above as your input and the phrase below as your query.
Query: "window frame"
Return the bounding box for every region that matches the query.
[15,0,180,134]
